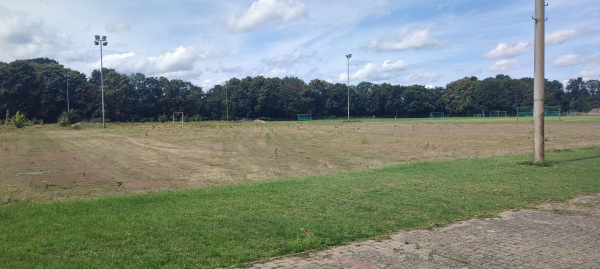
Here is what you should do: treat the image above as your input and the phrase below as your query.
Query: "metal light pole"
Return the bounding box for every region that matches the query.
[533,0,546,163]
[346,54,352,120]
[65,74,70,113]
[94,35,107,128]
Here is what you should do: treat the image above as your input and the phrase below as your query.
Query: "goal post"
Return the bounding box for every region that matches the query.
[429,112,444,119]
[516,106,561,120]
[297,114,311,121]
[173,112,184,127]
[482,110,507,117]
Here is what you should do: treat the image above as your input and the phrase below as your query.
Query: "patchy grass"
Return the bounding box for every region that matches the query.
[1,147,599,268]
[1,117,600,203]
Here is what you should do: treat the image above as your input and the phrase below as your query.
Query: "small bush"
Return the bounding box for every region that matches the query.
[57,111,81,127]
[10,111,29,128]
[140,117,156,123]
[187,114,203,122]
[30,118,44,125]
[58,112,71,127]
[158,114,169,123]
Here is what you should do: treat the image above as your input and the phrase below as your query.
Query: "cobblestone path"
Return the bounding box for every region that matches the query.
[245,194,600,269]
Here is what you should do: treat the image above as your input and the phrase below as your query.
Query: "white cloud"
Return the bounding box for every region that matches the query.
[93,47,204,79]
[264,50,317,66]
[227,0,307,32]
[0,8,39,44]
[0,7,69,60]
[149,47,200,72]
[106,19,131,33]
[405,73,441,85]
[368,28,440,51]
[338,60,408,82]
[553,54,580,67]
[381,60,407,72]
[489,60,518,72]
[546,29,577,45]
[580,69,600,77]
[484,42,530,59]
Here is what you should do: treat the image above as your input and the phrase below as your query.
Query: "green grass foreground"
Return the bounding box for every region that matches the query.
[2,148,600,268]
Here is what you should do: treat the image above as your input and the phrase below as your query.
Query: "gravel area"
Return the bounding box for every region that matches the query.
[245,194,600,269]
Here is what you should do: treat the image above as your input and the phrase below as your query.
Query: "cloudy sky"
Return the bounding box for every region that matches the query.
[1,0,599,89]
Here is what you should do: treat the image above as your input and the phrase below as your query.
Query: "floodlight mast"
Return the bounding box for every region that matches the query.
[346,54,352,121]
[94,35,108,128]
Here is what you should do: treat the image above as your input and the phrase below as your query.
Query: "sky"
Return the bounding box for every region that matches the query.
[1,0,599,89]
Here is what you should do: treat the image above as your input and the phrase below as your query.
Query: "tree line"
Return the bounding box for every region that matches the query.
[1,58,599,123]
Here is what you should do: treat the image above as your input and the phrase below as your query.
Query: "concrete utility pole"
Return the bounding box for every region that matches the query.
[346,54,352,121]
[533,0,546,163]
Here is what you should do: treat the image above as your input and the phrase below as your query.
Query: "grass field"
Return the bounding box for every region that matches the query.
[1,117,599,268]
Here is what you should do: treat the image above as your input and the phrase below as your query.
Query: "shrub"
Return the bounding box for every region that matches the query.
[58,112,71,127]
[187,114,203,122]
[57,111,81,127]
[10,111,29,128]
[30,118,44,125]
[158,114,169,123]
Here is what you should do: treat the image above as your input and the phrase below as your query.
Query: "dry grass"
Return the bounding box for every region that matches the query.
[1,117,599,203]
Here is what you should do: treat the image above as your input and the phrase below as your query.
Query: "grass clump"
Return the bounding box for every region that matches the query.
[1,147,599,268]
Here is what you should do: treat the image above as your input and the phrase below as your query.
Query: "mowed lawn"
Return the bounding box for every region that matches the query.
[1,118,600,268]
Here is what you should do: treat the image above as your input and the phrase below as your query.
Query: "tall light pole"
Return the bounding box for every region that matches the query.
[533,0,546,163]
[65,74,70,113]
[346,54,352,121]
[94,35,107,128]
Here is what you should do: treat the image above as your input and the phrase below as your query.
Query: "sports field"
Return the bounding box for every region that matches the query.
[1,117,600,268]
[1,117,599,203]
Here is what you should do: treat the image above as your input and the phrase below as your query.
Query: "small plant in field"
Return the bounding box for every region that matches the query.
[428,249,436,261]
[360,136,368,144]
[41,180,56,190]
[8,185,20,193]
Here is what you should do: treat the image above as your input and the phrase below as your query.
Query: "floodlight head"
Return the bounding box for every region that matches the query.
[103,41,107,46]
[346,54,352,59]
[95,35,100,41]
[94,41,99,45]
[102,36,106,41]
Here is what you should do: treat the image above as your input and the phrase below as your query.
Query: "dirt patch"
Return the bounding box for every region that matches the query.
[587,108,600,116]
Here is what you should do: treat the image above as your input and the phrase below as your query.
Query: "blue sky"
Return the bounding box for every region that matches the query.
[1,0,599,89]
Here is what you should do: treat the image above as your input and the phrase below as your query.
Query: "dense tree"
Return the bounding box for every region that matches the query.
[442,76,478,115]
[1,57,599,123]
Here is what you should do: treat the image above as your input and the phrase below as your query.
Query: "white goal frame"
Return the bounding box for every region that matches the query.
[173,112,184,127]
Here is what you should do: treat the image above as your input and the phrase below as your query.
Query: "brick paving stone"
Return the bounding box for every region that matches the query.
[243,194,600,269]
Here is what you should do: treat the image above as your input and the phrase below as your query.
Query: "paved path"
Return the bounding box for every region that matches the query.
[245,194,600,268]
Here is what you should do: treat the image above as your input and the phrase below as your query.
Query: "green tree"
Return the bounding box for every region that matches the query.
[442,76,479,115]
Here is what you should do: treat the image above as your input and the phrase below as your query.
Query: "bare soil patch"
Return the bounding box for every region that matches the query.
[1,118,599,203]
